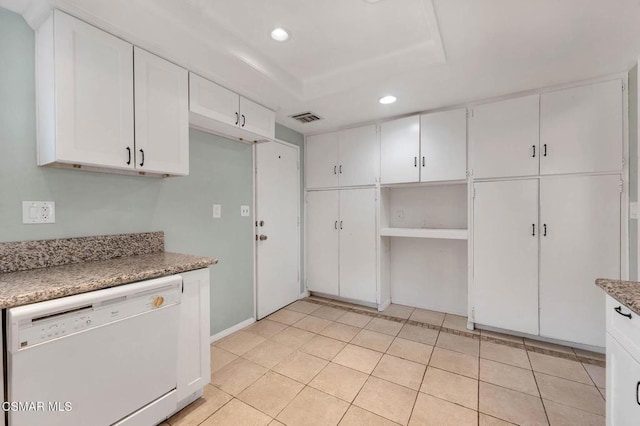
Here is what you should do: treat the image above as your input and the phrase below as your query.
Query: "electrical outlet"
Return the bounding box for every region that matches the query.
[241,205,250,217]
[394,210,404,222]
[22,201,55,224]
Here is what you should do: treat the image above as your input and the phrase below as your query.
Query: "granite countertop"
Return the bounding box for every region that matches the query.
[0,252,217,309]
[596,278,640,316]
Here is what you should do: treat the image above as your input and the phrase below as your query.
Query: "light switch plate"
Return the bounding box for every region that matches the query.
[241,205,250,217]
[631,202,638,220]
[213,204,221,219]
[22,201,55,224]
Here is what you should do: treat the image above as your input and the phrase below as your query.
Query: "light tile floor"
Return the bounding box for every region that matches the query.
[163,298,606,426]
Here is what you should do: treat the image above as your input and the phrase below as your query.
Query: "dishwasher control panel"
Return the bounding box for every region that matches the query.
[8,276,182,351]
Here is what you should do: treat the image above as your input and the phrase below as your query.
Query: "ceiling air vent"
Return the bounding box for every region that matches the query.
[290,112,322,124]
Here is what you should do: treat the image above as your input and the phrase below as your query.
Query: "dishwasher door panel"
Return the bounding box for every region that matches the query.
[8,293,180,426]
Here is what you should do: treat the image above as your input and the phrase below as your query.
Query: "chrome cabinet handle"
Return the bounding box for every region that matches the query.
[615,306,632,319]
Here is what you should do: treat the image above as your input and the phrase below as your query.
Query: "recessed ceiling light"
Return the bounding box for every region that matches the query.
[379,95,397,105]
[271,27,290,42]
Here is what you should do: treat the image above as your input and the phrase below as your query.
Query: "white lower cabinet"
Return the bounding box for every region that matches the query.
[539,175,621,347]
[306,189,377,304]
[606,296,640,426]
[473,175,621,346]
[473,179,539,335]
[176,268,211,405]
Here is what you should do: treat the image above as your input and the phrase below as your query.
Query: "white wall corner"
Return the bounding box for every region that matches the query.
[22,0,52,29]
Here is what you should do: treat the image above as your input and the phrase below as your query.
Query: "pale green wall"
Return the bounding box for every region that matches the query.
[0,8,303,335]
[629,65,638,280]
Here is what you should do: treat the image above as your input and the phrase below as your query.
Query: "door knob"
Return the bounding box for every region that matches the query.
[259,234,268,241]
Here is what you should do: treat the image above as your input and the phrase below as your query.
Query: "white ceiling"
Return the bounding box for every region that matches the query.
[3,0,640,135]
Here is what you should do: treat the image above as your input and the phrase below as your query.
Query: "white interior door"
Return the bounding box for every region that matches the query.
[539,175,620,347]
[339,189,377,303]
[306,190,340,297]
[540,79,623,175]
[256,141,300,319]
[380,116,420,184]
[338,125,379,187]
[470,94,539,179]
[473,179,539,335]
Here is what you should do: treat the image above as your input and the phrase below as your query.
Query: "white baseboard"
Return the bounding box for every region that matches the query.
[378,299,391,312]
[210,317,255,343]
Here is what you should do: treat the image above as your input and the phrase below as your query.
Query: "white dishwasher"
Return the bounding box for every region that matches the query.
[6,274,182,426]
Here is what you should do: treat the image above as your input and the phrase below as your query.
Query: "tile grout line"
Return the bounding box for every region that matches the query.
[524,346,551,426]
[406,327,440,425]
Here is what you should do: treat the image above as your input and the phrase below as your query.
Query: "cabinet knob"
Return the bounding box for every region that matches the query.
[259,234,268,241]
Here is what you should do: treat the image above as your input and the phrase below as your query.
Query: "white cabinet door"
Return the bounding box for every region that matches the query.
[380,116,420,184]
[470,95,539,179]
[176,269,211,402]
[134,48,189,176]
[306,191,339,296]
[52,10,134,169]
[420,108,467,182]
[239,96,275,140]
[306,132,339,189]
[189,73,239,128]
[338,125,378,187]
[473,180,539,335]
[539,175,620,347]
[607,333,640,426]
[540,79,623,175]
[339,189,377,303]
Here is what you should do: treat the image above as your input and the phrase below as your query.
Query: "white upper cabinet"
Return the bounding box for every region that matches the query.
[189,73,275,141]
[306,125,378,189]
[189,73,239,128]
[540,79,624,175]
[306,132,339,189]
[420,108,467,182]
[239,96,276,140]
[338,125,379,187]
[134,48,189,176]
[470,94,539,179]
[37,10,135,171]
[380,116,420,184]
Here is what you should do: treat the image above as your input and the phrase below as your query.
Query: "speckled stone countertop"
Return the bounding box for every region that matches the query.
[596,278,640,316]
[0,252,217,309]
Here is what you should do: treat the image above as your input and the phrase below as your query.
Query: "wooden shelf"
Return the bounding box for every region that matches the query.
[380,227,468,240]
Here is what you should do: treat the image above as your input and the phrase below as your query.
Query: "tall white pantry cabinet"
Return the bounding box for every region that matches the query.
[304,76,626,349]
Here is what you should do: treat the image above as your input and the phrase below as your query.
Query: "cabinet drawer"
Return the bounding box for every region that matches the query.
[607,295,640,362]
[607,333,640,426]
